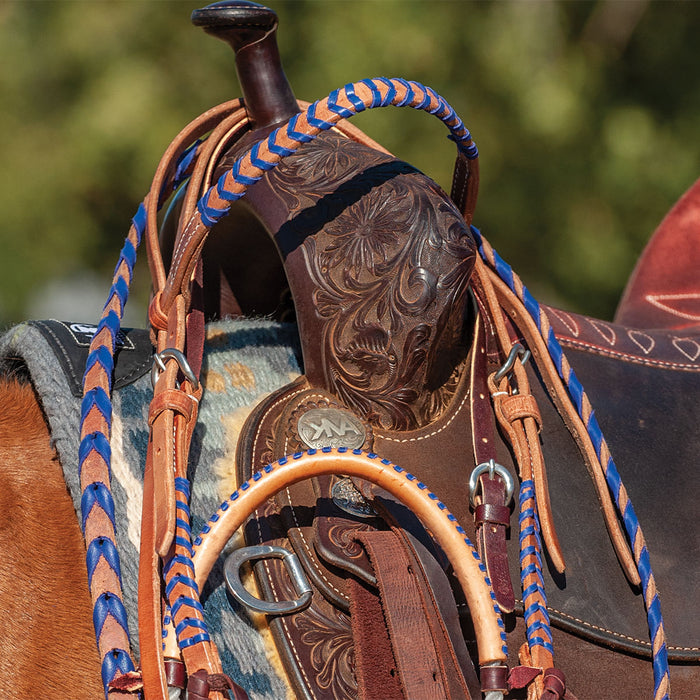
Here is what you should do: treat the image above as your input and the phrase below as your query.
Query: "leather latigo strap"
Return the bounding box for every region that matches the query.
[350,529,478,699]
[469,312,516,613]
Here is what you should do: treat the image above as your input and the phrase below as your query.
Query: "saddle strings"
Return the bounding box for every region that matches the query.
[79,79,670,700]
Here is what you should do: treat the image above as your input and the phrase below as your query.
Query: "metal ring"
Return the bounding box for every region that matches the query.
[493,343,531,383]
[224,544,313,615]
[468,459,515,508]
[150,348,199,390]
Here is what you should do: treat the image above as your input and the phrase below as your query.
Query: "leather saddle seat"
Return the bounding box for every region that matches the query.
[615,176,700,330]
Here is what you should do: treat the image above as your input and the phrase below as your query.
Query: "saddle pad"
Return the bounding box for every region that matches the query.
[0,318,302,700]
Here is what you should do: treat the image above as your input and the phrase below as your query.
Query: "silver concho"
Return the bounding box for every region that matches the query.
[297,407,366,450]
[331,478,376,518]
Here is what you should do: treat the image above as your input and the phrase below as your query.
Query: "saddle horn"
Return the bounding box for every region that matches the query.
[191,1,299,129]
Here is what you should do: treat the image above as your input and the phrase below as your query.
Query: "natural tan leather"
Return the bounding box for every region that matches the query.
[144,100,247,296]
[474,260,566,575]
[138,437,169,700]
[479,260,640,586]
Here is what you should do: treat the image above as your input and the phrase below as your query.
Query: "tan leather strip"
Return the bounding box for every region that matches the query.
[474,261,566,574]
[145,100,246,295]
[192,450,507,667]
[138,439,169,700]
[480,262,640,586]
[175,108,252,250]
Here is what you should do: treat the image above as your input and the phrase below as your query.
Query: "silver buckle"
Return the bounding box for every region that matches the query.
[224,545,313,615]
[469,459,515,508]
[493,342,531,383]
[150,348,199,390]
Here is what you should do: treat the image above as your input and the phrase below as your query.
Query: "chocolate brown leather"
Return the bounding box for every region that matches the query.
[224,141,700,697]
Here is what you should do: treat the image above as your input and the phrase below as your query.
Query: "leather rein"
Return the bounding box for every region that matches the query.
[78,78,670,700]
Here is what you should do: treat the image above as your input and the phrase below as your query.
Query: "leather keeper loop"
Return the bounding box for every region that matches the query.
[164,657,186,690]
[186,669,210,700]
[148,290,169,331]
[542,667,567,698]
[186,669,250,700]
[480,664,509,692]
[475,503,511,527]
[499,393,542,429]
[148,388,198,426]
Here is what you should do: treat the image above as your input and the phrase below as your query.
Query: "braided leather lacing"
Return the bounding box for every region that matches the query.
[78,141,209,695]
[190,446,509,661]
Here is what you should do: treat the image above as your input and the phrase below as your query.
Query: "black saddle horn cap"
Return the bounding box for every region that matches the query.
[192,1,300,129]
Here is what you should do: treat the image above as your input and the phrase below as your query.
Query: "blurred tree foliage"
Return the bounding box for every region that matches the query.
[1,0,699,326]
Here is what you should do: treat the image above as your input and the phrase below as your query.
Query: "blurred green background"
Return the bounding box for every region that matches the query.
[1,0,699,328]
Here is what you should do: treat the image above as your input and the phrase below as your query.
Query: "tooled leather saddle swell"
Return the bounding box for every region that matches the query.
[78,2,698,699]
[226,108,700,696]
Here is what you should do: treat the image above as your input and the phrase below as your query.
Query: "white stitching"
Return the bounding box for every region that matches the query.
[378,385,470,443]
[558,337,700,371]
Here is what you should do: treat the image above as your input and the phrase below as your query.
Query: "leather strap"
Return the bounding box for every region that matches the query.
[349,575,405,700]
[450,150,480,226]
[191,449,507,672]
[480,261,640,586]
[145,100,247,297]
[354,529,473,699]
[470,312,516,612]
[474,261,566,574]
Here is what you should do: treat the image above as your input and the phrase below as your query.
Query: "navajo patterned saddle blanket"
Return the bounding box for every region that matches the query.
[0,317,299,700]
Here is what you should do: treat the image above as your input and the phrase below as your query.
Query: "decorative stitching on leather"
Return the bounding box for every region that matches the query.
[378,383,470,443]
[250,386,308,468]
[251,387,318,693]
[586,318,616,346]
[672,336,700,361]
[628,330,655,355]
[509,599,699,651]
[646,291,700,322]
[557,337,700,371]
[31,321,81,385]
[548,308,579,338]
[212,449,508,660]
[252,389,347,601]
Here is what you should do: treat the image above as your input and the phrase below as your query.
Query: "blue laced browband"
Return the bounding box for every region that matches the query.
[78,78,670,699]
